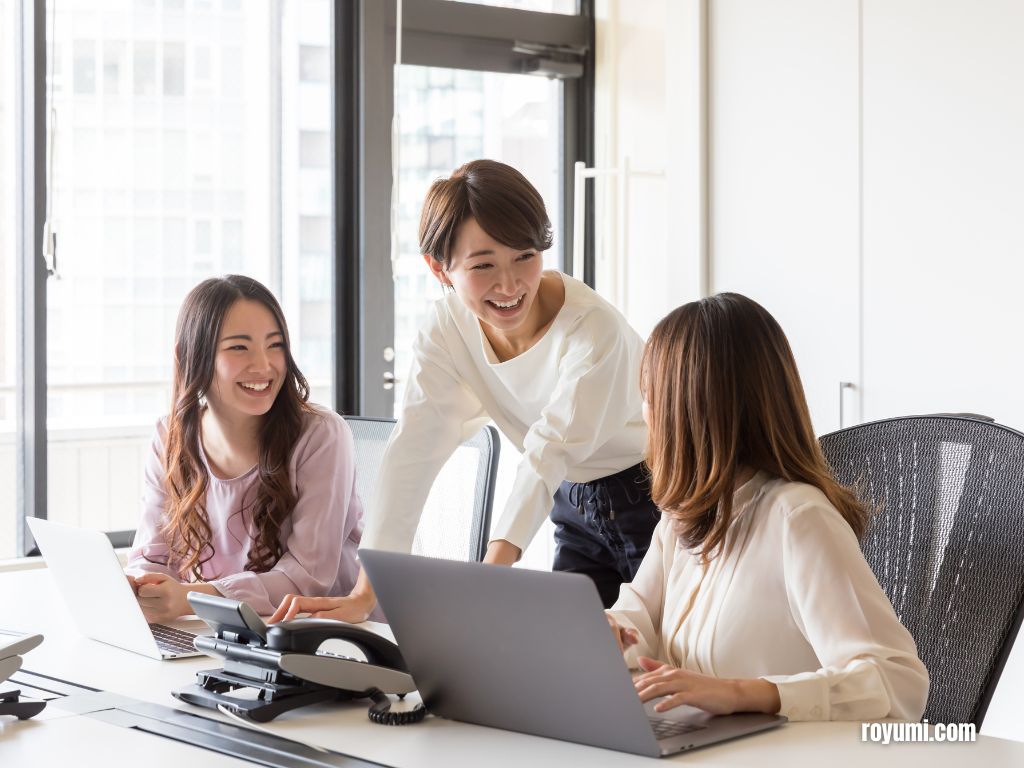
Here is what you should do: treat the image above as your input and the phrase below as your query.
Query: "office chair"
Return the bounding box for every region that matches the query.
[344,416,500,563]
[819,414,1024,728]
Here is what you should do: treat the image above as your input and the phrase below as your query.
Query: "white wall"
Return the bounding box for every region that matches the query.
[709,0,861,435]
[860,0,1024,428]
[600,0,1024,437]
[597,0,1024,742]
[597,0,864,435]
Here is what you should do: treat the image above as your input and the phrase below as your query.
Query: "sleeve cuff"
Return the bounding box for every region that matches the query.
[761,671,830,721]
[124,561,175,578]
[487,518,532,555]
[208,575,273,616]
[488,484,554,554]
[360,525,417,554]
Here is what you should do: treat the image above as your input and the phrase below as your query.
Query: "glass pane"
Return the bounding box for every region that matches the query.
[44,0,333,535]
[443,0,577,14]
[0,0,16,558]
[393,66,563,414]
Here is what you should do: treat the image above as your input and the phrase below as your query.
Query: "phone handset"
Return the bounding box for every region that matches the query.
[268,620,425,725]
[266,618,405,664]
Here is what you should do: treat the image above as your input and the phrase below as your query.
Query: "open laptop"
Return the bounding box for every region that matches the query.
[360,549,786,758]
[27,518,204,660]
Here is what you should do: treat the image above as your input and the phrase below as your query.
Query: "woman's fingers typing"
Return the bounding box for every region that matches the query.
[632,656,745,715]
[269,595,350,624]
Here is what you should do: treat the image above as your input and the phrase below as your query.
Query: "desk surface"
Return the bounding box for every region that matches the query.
[3,568,1024,767]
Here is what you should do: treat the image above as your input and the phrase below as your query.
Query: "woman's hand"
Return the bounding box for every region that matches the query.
[268,593,374,624]
[634,656,781,715]
[606,613,639,655]
[269,567,378,624]
[134,573,193,623]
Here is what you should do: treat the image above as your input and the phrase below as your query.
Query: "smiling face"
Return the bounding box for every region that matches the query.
[426,216,545,336]
[205,298,287,421]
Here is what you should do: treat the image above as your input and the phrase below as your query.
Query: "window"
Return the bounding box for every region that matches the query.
[0,0,16,558]
[299,44,329,83]
[133,41,156,96]
[163,42,185,96]
[353,0,591,418]
[102,41,126,96]
[392,67,563,412]
[193,45,211,83]
[5,0,591,558]
[73,39,96,95]
[299,130,329,168]
[10,0,333,548]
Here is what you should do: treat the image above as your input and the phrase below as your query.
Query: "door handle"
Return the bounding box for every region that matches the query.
[838,381,856,428]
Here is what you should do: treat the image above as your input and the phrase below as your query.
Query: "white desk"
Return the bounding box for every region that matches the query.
[3,568,1023,767]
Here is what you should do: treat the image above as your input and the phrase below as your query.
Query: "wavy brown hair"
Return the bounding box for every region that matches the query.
[641,293,867,561]
[159,275,312,581]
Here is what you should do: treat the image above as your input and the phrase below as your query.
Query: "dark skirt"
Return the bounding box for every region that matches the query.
[550,462,661,608]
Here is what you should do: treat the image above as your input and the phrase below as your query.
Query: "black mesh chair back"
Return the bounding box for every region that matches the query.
[345,417,500,563]
[819,415,1024,727]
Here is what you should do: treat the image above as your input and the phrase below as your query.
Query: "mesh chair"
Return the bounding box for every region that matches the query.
[345,416,500,563]
[819,414,1024,727]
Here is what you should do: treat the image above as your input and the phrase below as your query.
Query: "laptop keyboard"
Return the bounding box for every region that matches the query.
[649,717,705,740]
[149,623,198,655]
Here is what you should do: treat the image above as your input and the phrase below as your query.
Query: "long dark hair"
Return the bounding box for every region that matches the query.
[641,292,868,561]
[162,275,312,581]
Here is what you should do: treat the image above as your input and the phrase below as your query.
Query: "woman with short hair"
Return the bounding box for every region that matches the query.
[272,159,659,623]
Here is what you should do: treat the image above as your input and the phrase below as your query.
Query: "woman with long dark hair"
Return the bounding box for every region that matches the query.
[606,293,928,721]
[126,275,366,621]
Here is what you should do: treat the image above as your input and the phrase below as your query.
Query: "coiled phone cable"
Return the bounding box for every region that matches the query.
[367,689,427,725]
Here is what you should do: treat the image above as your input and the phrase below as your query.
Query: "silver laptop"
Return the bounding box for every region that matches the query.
[27,518,204,660]
[360,550,786,758]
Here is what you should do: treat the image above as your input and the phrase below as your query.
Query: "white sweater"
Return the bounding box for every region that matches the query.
[608,471,929,722]
[361,271,647,553]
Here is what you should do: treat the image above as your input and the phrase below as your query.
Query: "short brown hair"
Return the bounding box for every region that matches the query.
[641,293,868,560]
[418,159,553,269]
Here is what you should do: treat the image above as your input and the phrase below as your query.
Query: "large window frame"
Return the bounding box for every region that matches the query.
[334,0,594,417]
[17,0,47,556]
[11,0,593,557]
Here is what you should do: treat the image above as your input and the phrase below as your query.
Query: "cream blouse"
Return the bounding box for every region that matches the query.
[607,471,929,722]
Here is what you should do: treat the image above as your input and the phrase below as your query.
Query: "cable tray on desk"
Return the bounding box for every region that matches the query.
[12,669,394,768]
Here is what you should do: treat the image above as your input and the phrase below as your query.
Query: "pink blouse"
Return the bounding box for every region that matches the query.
[126,404,367,616]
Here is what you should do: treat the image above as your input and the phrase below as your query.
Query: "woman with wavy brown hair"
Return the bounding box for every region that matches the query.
[125,275,367,621]
[606,293,928,722]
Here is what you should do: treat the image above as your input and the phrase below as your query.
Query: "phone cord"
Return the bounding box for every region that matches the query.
[367,689,427,725]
